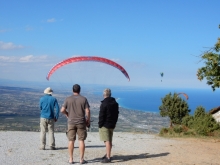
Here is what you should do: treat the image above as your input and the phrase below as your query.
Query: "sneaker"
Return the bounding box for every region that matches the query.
[101,157,111,163]
[102,154,106,159]
[50,147,56,150]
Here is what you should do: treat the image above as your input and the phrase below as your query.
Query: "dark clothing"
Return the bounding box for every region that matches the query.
[98,97,119,129]
[62,95,90,125]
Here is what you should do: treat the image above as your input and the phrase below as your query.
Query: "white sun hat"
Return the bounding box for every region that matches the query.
[44,87,53,94]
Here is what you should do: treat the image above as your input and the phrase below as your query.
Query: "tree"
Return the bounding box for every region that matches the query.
[182,115,194,128]
[181,106,220,136]
[192,106,219,135]
[159,92,190,127]
[197,25,220,91]
[194,106,206,118]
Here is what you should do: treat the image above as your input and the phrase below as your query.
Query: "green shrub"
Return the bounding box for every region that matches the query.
[160,106,220,137]
[159,128,169,136]
[168,128,174,135]
[159,92,190,127]
[194,106,206,119]
[173,125,183,133]
[182,115,194,128]
[193,113,220,136]
[183,129,196,136]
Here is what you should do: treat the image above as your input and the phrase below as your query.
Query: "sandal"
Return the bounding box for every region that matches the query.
[80,160,88,164]
[68,160,74,164]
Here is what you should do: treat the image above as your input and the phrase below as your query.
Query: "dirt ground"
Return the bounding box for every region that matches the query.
[0,131,220,165]
[123,135,220,165]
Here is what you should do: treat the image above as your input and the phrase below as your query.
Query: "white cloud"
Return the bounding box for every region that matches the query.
[47,18,56,23]
[111,58,120,62]
[37,55,47,60]
[0,41,24,50]
[0,55,48,63]
[19,55,34,62]
[0,56,17,62]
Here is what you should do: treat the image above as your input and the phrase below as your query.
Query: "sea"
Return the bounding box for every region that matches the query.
[94,87,220,114]
[1,79,219,115]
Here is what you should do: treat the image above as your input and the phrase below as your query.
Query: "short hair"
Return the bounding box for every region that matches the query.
[103,88,111,97]
[72,84,81,93]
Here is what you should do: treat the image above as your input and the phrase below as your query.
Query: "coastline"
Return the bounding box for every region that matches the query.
[0,85,169,133]
[0,107,169,133]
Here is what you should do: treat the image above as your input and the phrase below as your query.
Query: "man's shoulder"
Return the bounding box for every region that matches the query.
[79,95,88,99]
[65,94,88,101]
[65,95,74,100]
[51,95,57,100]
[40,95,46,100]
[102,97,117,103]
[40,95,56,102]
[65,95,84,100]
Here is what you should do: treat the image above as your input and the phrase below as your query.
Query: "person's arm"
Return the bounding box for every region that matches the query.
[61,106,68,118]
[114,104,119,128]
[39,98,42,111]
[85,107,90,127]
[98,104,105,128]
[54,99,60,122]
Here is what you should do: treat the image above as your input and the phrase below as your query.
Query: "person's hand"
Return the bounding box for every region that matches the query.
[65,112,69,118]
[86,119,90,128]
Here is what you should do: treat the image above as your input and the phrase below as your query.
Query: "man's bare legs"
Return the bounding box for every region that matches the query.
[79,140,85,163]
[68,141,74,163]
[105,141,112,159]
[68,140,86,163]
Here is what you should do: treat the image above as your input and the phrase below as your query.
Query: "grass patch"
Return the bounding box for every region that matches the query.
[159,125,220,139]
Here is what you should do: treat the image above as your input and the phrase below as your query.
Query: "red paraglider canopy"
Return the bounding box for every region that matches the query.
[177,93,189,100]
[46,56,130,81]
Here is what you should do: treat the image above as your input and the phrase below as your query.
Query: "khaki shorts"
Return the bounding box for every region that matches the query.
[66,124,87,141]
[99,127,114,142]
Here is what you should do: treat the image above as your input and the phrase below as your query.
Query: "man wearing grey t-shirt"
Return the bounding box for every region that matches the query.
[61,84,90,164]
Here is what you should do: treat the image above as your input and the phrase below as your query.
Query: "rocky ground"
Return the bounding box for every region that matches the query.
[1,131,220,165]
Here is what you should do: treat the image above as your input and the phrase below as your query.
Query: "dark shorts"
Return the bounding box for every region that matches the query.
[99,127,114,142]
[66,124,87,141]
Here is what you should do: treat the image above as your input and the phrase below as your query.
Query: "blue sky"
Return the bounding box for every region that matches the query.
[0,0,220,89]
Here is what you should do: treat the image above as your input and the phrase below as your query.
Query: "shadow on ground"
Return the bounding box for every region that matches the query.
[54,145,105,150]
[89,152,170,163]
[55,147,68,150]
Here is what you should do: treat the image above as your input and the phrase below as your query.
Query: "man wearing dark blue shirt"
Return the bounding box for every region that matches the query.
[39,87,60,150]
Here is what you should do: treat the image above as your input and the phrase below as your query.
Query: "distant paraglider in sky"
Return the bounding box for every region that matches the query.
[46,56,130,81]
[177,92,189,100]
[160,72,164,82]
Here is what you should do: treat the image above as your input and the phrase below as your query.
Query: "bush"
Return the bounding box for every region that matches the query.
[193,113,220,136]
[182,115,194,128]
[183,129,196,136]
[159,128,169,136]
[160,106,220,137]
[173,125,183,133]
[194,106,206,118]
